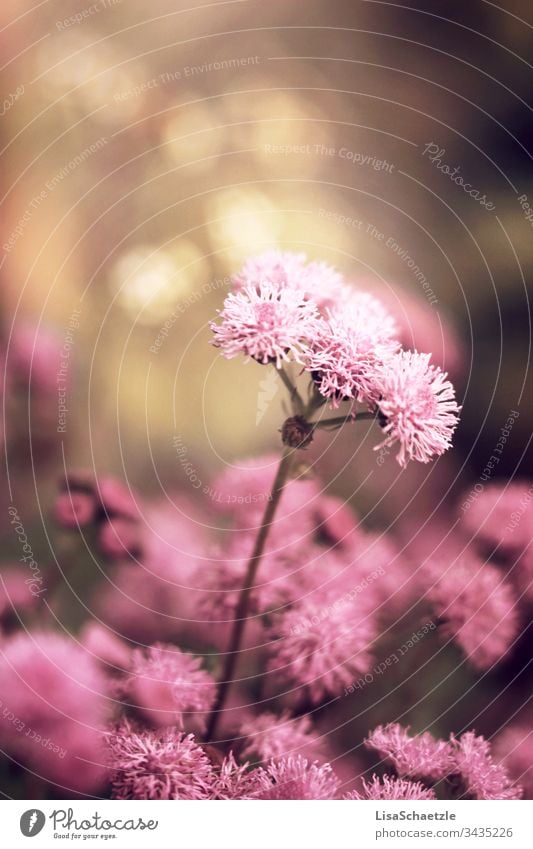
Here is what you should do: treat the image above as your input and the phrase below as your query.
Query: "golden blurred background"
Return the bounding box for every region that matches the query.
[1,0,532,521]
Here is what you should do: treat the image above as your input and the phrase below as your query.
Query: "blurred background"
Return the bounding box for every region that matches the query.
[0,0,531,797]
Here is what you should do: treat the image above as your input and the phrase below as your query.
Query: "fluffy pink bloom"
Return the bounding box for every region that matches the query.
[94,564,194,644]
[122,643,215,730]
[9,323,60,396]
[99,517,143,560]
[54,490,97,528]
[366,724,454,781]
[232,250,349,312]
[0,632,110,793]
[312,494,360,548]
[428,555,519,669]
[254,755,340,800]
[304,294,398,406]
[494,724,533,800]
[210,281,320,367]
[460,481,533,555]
[107,720,214,799]
[54,471,141,534]
[373,351,460,466]
[267,590,376,703]
[452,731,522,800]
[0,567,38,628]
[98,477,141,521]
[208,454,320,538]
[240,712,324,762]
[208,752,265,799]
[345,774,436,800]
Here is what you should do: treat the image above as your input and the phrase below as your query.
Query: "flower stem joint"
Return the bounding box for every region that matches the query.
[281,415,314,449]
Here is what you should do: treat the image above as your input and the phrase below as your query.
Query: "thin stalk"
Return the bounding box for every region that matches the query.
[278,366,304,415]
[205,445,296,741]
[312,411,377,429]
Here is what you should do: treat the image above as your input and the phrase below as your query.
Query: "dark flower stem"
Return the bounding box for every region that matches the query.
[278,366,305,415]
[312,411,377,429]
[205,444,296,741]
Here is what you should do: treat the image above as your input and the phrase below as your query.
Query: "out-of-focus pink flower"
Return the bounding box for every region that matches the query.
[54,490,97,528]
[208,752,265,799]
[107,720,214,799]
[366,723,454,781]
[373,351,460,467]
[254,755,340,800]
[121,643,215,730]
[0,568,39,629]
[208,454,320,541]
[79,621,132,672]
[304,294,398,406]
[0,631,110,793]
[98,477,141,521]
[210,281,320,367]
[368,282,464,379]
[94,564,192,644]
[312,494,360,548]
[240,711,324,763]
[428,554,519,669]
[267,590,376,703]
[344,774,436,800]
[99,517,143,560]
[460,481,533,556]
[493,724,533,800]
[9,323,60,396]
[452,731,522,800]
[514,546,533,602]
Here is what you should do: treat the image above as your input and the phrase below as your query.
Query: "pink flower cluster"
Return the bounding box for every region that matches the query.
[366,723,523,800]
[210,251,461,466]
[54,470,143,560]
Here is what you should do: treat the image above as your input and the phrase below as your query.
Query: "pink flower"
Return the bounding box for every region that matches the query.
[122,643,215,730]
[107,720,214,799]
[79,622,132,672]
[240,711,324,762]
[366,723,454,781]
[373,351,460,466]
[428,554,519,669]
[54,471,98,528]
[368,280,464,379]
[460,481,533,555]
[0,568,38,628]
[208,454,320,538]
[452,731,522,800]
[208,752,265,799]
[0,631,110,793]
[210,281,320,367]
[98,477,141,521]
[345,774,436,800]
[232,250,348,312]
[254,755,340,800]
[312,494,360,548]
[304,294,398,406]
[9,323,60,396]
[54,490,97,528]
[494,724,533,800]
[99,517,143,560]
[267,590,376,703]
